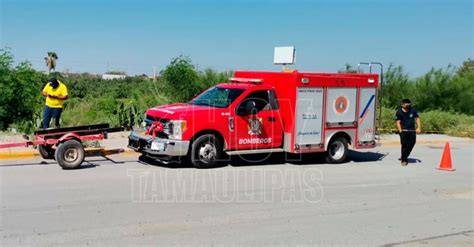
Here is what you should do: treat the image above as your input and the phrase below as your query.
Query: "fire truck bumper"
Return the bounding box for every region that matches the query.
[128,131,190,158]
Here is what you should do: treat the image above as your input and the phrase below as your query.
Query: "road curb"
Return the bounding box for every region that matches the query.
[0,150,40,159]
[378,138,473,147]
[0,148,137,160]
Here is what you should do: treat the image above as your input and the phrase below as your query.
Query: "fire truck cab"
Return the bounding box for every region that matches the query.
[128,70,379,168]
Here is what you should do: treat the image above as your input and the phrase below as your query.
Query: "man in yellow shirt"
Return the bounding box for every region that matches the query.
[41,77,68,128]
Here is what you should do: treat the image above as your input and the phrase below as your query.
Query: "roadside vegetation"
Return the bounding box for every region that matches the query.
[0,48,472,137]
[379,107,474,138]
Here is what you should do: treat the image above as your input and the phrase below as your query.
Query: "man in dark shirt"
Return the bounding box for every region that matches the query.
[395,99,421,166]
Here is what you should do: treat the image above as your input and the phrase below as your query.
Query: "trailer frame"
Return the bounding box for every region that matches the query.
[0,124,123,169]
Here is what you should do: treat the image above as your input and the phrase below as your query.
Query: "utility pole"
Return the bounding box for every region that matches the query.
[153,65,156,81]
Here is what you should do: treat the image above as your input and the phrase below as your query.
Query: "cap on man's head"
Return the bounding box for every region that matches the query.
[401,98,411,104]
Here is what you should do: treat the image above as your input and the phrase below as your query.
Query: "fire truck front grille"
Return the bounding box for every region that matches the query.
[145,115,169,125]
[144,115,169,139]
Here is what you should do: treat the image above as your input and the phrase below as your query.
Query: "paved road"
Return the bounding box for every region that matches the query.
[1,142,473,246]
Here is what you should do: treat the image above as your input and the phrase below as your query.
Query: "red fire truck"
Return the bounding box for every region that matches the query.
[128,70,379,168]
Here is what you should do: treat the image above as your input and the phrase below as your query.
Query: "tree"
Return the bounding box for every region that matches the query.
[44,51,58,72]
[382,64,413,108]
[161,56,199,101]
[197,68,231,92]
[455,59,474,77]
[0,49,46,130]
[413,66,455,112]
[449,69,474,115]
[338,63,358,73]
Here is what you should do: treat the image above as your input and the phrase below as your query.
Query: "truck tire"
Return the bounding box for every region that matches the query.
[190,134,223,168]
[38,145,55,160]
[326,137,349,164]
[55,139,85,169]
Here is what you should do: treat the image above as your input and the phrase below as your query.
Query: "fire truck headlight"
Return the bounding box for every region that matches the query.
[166,120,187,140]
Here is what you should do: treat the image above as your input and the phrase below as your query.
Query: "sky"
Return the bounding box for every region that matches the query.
[1,0,472,77]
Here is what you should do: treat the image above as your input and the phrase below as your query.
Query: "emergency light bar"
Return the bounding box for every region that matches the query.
[229,77,264,84]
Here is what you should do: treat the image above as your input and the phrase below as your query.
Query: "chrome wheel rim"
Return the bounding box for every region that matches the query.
[199,143,216,163]
[329,141,344,160]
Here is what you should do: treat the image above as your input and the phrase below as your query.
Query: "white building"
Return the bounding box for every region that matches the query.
[102,73,126,80]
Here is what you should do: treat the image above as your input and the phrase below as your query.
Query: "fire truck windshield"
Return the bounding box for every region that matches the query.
[190,87,245,108]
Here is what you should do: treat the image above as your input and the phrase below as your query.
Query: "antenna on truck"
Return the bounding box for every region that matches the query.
[274,46,296,71]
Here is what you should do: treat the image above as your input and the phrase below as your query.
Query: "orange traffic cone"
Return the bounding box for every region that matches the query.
[437,142,455,171]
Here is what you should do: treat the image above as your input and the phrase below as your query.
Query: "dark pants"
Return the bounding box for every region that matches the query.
[43,106,63,128]
[400,131,416,162]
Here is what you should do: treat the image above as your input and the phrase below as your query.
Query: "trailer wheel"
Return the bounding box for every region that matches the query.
[190,134,223,168]
[38,145,55,160]
[326,137,349,164]
[55,140,85,169]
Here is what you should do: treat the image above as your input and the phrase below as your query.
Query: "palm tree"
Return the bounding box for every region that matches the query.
[44,52,58,73]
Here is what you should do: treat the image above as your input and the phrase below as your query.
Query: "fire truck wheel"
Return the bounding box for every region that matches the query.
[55,140,85,169]
[326,137,349,164]
[38,145,55,160]
[190,134,223,168]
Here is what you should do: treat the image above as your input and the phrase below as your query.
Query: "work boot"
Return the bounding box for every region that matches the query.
[401,161,408,166]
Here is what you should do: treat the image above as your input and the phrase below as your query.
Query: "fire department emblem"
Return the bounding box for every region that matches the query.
[248,117,263,135]
[333,95,349,115]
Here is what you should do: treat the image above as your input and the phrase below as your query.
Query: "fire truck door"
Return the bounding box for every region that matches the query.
[231,90,283,150]
[295,87,324,146]
[357,88,377,142]
[326,88,357,127]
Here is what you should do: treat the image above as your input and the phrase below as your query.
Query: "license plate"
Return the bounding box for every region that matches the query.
[151,142,165,151]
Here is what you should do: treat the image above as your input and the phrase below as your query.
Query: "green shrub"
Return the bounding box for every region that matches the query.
[0,49,46,130]
[381,63,474,115]
[379,107,474,137]
[421,110,474,138]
